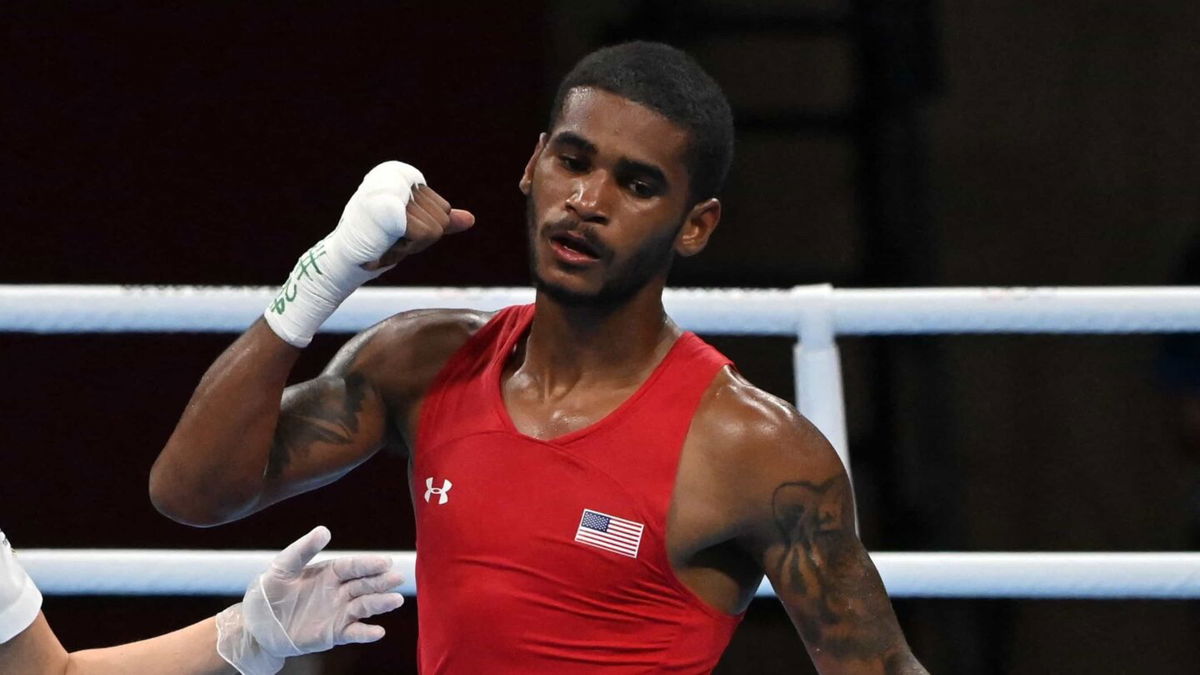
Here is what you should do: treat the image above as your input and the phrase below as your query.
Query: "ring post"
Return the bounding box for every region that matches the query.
[791,284,850,474]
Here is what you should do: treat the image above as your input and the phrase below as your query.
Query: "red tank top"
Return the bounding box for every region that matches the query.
[413,304,743,673]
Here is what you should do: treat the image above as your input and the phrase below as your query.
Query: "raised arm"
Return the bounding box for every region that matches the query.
[149,162,475,526]
[730,391,927,674]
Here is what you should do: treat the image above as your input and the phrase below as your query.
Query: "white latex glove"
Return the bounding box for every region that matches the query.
[216,526,405,675]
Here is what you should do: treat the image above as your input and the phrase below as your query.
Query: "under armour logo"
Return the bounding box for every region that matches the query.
[424,477,453,505]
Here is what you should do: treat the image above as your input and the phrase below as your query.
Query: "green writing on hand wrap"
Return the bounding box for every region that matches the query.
[270,243,329,316]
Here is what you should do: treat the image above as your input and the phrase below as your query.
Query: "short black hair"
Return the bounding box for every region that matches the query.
[549,41,734,205]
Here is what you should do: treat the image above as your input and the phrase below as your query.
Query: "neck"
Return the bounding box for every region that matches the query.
[520,279,679,391]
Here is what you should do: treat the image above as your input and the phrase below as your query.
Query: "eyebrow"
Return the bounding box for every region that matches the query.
[549,131,670,189]
[549,131,597,155]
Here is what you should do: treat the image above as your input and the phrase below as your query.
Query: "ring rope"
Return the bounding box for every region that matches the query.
[21,550,1200,599]
[3,285,1200,335]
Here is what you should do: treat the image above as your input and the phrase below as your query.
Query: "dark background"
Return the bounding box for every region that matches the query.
[3,1,1199,673]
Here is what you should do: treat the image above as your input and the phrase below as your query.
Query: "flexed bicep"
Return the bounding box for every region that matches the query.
[263,371,388,495]
[270,373,372,477]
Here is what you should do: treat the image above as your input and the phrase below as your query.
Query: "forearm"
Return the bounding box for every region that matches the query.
[150,319,301,526]
[0,614,233,675]
[66,617,233,675]
[0,613,69,675]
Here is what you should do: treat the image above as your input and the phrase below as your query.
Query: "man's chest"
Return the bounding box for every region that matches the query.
[411,432,666,597]
[412,421,736,563]
[499,379,642,441]
[410,430,751,615]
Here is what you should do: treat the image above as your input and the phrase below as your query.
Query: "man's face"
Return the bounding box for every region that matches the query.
[520,87,694,307]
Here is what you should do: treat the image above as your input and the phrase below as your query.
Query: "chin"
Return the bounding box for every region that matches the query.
[533,271,604,306]
[534,268,660,309]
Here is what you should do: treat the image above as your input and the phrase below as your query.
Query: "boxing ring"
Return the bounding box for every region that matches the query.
[5,284,1200,599]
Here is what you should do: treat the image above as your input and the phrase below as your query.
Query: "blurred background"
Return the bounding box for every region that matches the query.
[3,1,1199,672]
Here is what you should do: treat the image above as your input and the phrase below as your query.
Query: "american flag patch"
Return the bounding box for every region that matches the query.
[574,508,644,558]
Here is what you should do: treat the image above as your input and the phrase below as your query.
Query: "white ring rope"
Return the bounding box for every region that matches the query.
[20,550,1200,599]
[3,285,1200,335]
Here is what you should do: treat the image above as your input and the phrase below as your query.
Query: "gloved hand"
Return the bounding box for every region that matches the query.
[215,526,405,675]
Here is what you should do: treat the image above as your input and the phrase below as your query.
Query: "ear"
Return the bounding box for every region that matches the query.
[674,198,721,257]
[518,133,548,196]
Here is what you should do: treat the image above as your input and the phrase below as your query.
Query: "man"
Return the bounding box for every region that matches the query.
[1,525,404,674]
[150,42,927,673]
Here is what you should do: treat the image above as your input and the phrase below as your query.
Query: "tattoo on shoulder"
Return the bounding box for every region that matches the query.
[772,476,908,665]
[266,372,369,478]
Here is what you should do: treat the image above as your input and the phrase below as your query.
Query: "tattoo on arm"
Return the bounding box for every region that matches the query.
[772,477,918,669]
[266,372,369,478]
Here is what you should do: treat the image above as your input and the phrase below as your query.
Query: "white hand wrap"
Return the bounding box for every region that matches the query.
[216,526,405,675]
[264,161,426,347]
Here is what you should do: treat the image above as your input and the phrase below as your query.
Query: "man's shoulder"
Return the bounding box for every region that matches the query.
[328,308,494,385]
[694,368,808,448]
[373,307,494,347]
[690,368,841,485]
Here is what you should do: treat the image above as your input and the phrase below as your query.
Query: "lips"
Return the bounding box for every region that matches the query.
[550,231,601,259]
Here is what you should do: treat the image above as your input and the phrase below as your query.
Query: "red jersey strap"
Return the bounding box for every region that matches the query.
[415,305,529,454]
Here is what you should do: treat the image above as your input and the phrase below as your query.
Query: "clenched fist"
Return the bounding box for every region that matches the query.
[264,161,475,348]
[364,182,475,270]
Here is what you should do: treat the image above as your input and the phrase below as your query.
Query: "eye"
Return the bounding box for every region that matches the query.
[627,180,658,198]
[559,155,587,172]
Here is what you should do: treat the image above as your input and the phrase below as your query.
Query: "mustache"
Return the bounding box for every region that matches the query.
[542,217,609,258]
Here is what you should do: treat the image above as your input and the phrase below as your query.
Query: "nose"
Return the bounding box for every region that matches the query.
[564,172,610,225]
